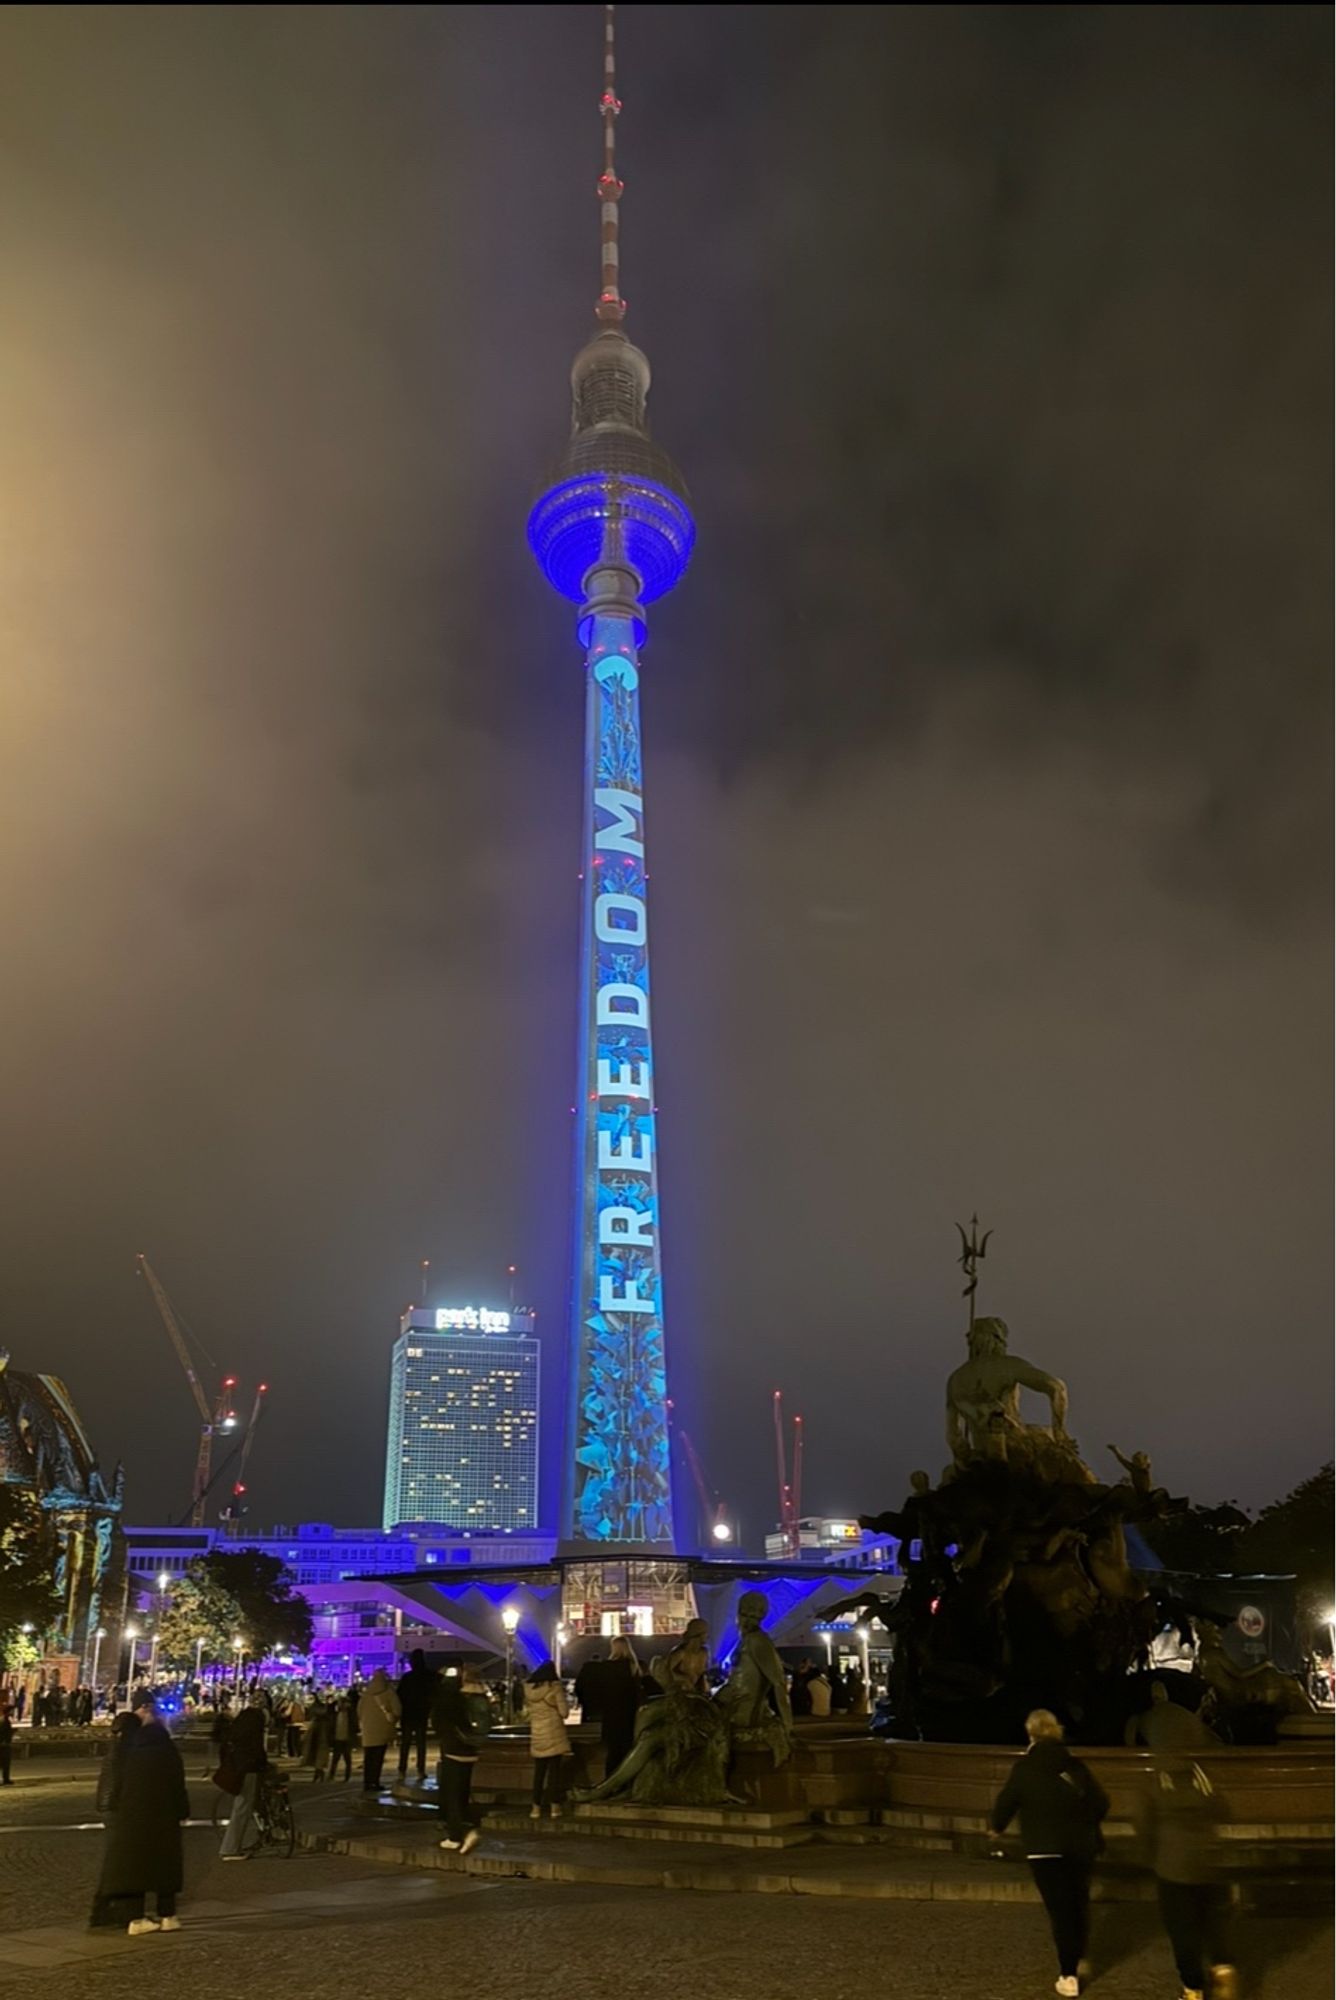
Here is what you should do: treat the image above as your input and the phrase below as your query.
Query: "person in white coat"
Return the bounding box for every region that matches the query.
[524,1662,571,1820]
[357,1671,402,1795]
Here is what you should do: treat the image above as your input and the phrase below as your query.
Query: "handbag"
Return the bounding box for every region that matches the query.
[211,1764,242,1795]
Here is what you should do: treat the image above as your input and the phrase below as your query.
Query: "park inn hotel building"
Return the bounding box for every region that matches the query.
[382,1306,540,1533]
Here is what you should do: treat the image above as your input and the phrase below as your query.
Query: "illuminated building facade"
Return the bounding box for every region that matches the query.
[529,5,692,1546]
[382,1307,539,1533]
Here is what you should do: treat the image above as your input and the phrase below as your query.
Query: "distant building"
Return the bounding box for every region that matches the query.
[0,1357,125,1677]
[123,1519,557,1595]
[764,1516,900,1571]
[381,1307,540,1534]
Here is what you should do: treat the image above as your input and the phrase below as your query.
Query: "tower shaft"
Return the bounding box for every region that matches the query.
[566,605,672,1544]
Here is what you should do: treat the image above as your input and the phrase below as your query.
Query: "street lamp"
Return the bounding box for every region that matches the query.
[232,1636,245,1690]
[193,1635,206,1684]
[90,1626,107,1691]
[554,1623,569,1679]
[711,1520,734,1545]
[501,1605,520,1724]
[856,1625,871,1710]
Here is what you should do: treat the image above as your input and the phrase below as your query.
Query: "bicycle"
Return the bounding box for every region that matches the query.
[253,1768,296,1856]
[209,1767,296,1857]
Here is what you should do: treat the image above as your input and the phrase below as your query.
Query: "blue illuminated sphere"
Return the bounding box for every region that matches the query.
[529,468,694,606]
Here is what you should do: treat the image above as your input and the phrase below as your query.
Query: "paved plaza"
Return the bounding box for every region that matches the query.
[0,1763,1329,2000]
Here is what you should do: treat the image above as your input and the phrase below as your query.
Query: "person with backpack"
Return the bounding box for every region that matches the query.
[431,1667,489,1855]
[1133,1757,1237,2000]
[989,1709,1109,1998]
[523,1662,571,1820]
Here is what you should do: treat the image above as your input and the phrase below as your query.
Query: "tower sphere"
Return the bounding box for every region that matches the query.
[527,331,694,608]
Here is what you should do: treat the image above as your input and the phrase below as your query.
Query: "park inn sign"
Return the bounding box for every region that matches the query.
[434,1307,512,1334]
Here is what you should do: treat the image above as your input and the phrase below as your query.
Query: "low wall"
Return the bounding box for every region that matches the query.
[883,1737,1333,1830]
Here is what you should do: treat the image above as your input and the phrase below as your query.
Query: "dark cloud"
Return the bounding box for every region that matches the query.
[0,5,1327,1535]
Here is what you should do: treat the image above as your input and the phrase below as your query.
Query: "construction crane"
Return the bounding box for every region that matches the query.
[136,1254,239,1527]
[677,1430,733,1548]
[219,1382,268,1536]
[773,1390,804,1558]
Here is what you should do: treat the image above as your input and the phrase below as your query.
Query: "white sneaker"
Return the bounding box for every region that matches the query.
[127,1919,161,1936]
[158,1917,181,1933]
[221,1853,249,1862]
[529,1806,542,1820]
[460,1829,480,1855]
[1056,1980,1080,1998]
[550,1804,563,1819]
[438,1838,461,1851]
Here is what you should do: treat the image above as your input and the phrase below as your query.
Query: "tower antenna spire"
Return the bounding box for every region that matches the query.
[595,3,625,325]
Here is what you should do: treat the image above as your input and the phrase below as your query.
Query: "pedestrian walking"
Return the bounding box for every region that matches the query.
[432,1668,486,1855]
[1133,1757,1237,2000]
[524,1662,571,1820]
[600,1637,643,1778]
[217,1701,268,1859]
[989,1709,1109,1998]
[396,1648,440,1782]
[327,1690,357,1782]
[0,1699,12,1786]
[92,1699,189,1935]
[357,1671,401,1794]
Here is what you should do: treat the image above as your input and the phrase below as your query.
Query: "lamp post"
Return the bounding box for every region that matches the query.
[554,1623,568,1680]
[501,1606,520,1724]
[232,1636,245,1691]
[146,1570,171,1689]
[193,1635,206,1686]
[90,1626,107,1693]
[124,1624,140,1691]
[856,1625,871,1710]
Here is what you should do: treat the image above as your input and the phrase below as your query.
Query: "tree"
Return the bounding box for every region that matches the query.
[1143,1499,1251,1575]
[199,1550,312,1657]
[0,1486,61,1666]
[155,1562,245,1670]
[1238,1463,1335,1646]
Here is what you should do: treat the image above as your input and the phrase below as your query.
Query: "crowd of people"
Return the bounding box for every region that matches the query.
[0,1642,1243,1994]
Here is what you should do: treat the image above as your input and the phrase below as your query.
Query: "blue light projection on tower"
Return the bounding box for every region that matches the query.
[528,5,693,1545]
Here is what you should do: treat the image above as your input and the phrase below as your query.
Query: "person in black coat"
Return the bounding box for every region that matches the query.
[93,1703,189,1935]
[595,1639,643,1779]
[990,1709,1109,1998]
[396,1649,440,1781]
[89,1713,142,1928]
[430,1670,484,1854]
[0,1699,13,1786]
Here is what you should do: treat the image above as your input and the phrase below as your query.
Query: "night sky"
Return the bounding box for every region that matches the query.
[1,5,1329,1538]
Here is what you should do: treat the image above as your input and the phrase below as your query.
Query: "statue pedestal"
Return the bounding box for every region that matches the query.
[727,1747,805,1812]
